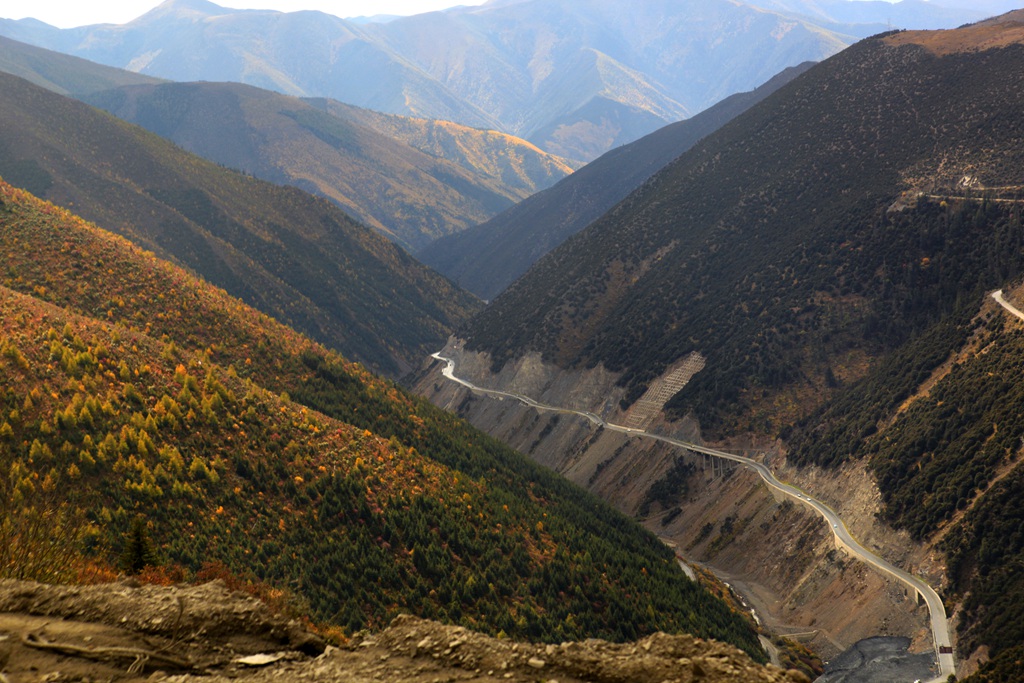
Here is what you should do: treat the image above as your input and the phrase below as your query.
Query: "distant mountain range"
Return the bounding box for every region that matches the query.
[0,69,478,375]
[744,0,1021,34]
[82,81,574,251]
[0,1,1010,161]
[2,0,1003,161]
[419,62,815,300]
[0,0,857,160]
[0,35,572,251]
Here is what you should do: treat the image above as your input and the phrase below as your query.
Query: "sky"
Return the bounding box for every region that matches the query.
[0,0,490,28]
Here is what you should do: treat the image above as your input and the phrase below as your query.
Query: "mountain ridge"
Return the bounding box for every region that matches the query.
[454,13,1024,678]
[83,80,572,251]
[0,0,856,160]
[462,21,1024,415]
[0,69,479,375]
[0,34,163,96]
[419,61,815,300]
[0,34,575,251]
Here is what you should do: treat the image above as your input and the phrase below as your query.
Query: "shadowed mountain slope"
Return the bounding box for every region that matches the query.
[0,70,479,375]
[464,18,1024,428]
[0,34,163,96]
[83,81,571,251]
[418,62,815,300]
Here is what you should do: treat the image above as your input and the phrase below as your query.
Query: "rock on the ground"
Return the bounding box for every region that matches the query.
[0,579,798,682]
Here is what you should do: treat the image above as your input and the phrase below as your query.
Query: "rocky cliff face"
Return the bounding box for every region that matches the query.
[413,344,936,665]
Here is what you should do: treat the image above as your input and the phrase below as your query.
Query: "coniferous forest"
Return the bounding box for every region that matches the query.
[0,180,762,656]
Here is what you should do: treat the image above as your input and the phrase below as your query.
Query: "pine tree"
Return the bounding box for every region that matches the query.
[119,516,159,574]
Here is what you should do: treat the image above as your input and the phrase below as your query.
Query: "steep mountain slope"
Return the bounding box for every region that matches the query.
[82,81,566,251]
[0,70,478,375]
[459,12,1024,677]
[464,16,1024,430]
[419,62,814,300]
[305,97,580,197]
[0,0,851,160]
[0,34,162,96]
[0,179,764,653]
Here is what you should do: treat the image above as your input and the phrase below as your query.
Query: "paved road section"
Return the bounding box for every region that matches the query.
[992,289,1024,322]
[431,352,955,682]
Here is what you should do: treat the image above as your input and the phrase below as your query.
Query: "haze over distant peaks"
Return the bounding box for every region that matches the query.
[83,80,573,251]
[0,34,163,96]
[0,0,859,160]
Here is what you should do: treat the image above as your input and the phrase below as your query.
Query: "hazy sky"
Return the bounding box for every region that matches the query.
[0,0,490,28]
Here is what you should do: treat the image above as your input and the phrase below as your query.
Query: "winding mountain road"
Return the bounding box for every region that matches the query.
[992,288,1024,321]
[430,351,955,682]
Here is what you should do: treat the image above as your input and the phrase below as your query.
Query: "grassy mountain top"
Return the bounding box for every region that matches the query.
[0,70,478,375]
[0,179,763,654]
[884,9,1024,55]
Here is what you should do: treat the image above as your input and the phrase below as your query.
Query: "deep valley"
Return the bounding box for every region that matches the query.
[3,2,1024,682]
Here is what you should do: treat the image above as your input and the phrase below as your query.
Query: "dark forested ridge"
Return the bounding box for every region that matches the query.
[783,202,1024,675]
[813,302,1024,680]
[464,20,1024,435]
[0,180,763,655]
[463,14,1024,677]
[0,70,480,376]
[418,62,814,301]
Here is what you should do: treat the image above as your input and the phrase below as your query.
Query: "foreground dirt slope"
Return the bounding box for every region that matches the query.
[0,579,808,683]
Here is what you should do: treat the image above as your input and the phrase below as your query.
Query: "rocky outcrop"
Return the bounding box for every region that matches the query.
[0,579,805,683]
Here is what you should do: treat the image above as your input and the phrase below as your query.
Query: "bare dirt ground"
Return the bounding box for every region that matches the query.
[0,578,813,683]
